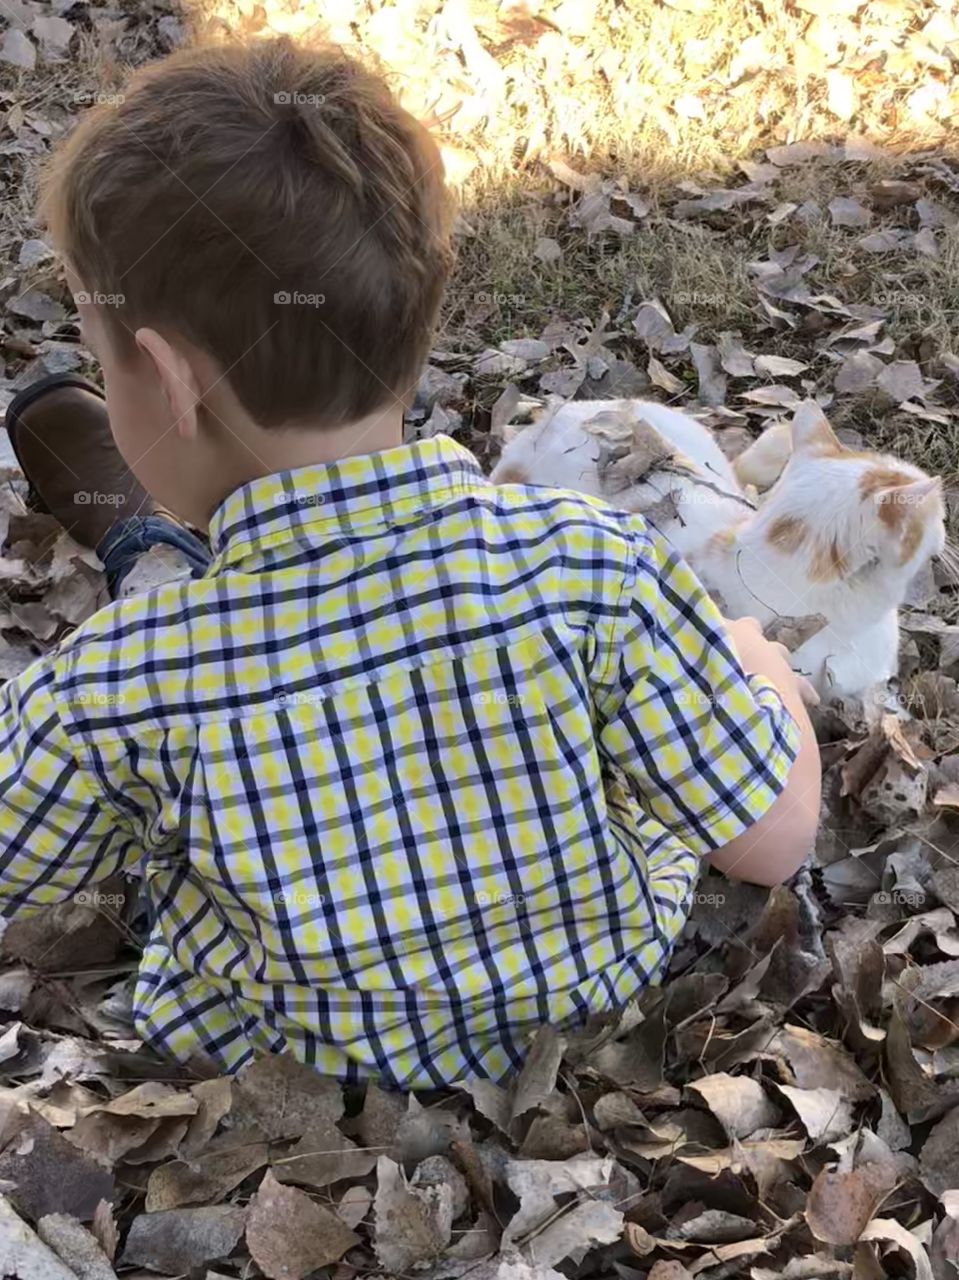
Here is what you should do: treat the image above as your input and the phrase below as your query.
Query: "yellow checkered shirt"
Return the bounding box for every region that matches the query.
[0,436,797,1086]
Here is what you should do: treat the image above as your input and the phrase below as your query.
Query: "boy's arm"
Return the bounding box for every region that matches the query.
[706,616,820,885]
[0,655,141,913]
[591,521,819,887]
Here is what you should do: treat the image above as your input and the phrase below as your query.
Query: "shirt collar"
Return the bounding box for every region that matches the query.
[208,434,489,564]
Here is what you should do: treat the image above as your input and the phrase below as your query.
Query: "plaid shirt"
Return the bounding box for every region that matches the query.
[0,436,797,1087]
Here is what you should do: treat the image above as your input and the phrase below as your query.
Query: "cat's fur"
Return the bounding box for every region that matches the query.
[492,399,946,700]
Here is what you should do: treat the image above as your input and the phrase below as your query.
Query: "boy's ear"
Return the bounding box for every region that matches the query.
[134,328,203,441]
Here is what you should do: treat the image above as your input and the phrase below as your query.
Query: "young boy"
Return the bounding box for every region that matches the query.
[0,39,820,1088]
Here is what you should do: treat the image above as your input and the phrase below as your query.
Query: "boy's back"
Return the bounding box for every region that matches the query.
[1,437,795,1085]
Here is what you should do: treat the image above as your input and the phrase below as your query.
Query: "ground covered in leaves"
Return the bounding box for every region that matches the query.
[2,0,959,1277]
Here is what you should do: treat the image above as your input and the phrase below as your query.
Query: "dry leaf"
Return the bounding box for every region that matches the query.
[686,1073,780,1140]
[805,1161,897,1245]
[775,1085,854,1142]
[829,197,871,228]
[0,1195,78,1280]
[0,1116,114,1222]
[122,1206,246,1273]
[919,1105,959,1196]
[271,1120,378,1190]
[524,1200,623,1266]
[860,1218,934,1280]
[246,1170,357,1280]
[231,1053,343,1140]
[36,1216,117,1280]
[0,29,36,69]
[373,1156,454,1271]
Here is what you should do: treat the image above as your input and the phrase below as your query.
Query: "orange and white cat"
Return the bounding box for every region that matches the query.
[492,399,946,701]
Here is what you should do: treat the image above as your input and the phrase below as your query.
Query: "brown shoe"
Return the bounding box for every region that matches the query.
[5,374,155,549]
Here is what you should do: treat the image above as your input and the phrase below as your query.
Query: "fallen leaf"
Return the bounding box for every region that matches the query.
[859,229,914,253]
[829,196,871,227]
[36,1215,117,1280]
[122,1206,246,1273]
[246,1170,357,1280]
[231,1053,343,1140]
[0,1115,114,1222]
[876,360,927,404]
[860,1218,935,1280]
[686,1073,780,1139]
[0,1195,77,1280]
[373,1155,453,1271]
[336,1184,371,1230]
[502,1154,614,1245]
[0,29,36,69]
[690,342,727,405]
[30,16,73,57]
[648,355,685,393]
[533,237,562,263]
[919,1105,959,1196]
[511,1025,565,1125]
[805,1161,897,1245]
[775,1085,855,1142]
[145,1128,269,1211]
[271,1119,378,1190]
[524,1199,623,1265]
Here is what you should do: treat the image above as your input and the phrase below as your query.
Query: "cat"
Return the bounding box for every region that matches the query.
[491,398,947,701]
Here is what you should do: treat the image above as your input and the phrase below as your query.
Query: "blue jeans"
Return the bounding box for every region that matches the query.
[97,515,212,599]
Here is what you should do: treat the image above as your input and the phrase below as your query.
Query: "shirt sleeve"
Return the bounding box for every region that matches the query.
[0,654,142,913]
[590,518,800,856]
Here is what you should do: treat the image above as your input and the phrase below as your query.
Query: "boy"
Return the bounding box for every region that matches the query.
[0,39,820,1088]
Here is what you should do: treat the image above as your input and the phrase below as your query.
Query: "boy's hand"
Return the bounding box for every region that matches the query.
[722,615,820,708]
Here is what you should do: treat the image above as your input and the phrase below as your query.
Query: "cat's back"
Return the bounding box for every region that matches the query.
[492,398,736,492]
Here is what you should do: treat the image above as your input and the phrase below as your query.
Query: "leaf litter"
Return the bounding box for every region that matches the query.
[1,4,959,1280]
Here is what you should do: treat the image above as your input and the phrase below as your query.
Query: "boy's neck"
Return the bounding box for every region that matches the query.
[242,403,406,471]
[199,402,407,527]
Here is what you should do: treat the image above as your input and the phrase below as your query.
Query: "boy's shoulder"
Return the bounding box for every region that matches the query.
[42,573,222,716]
[480,477,660,582]
[482,475,652,546]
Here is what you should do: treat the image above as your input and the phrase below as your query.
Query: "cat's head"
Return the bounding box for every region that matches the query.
[757,402,946,593]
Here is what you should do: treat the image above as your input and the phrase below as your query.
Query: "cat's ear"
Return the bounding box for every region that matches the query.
[790,401,843,456]
[871,475,942,520]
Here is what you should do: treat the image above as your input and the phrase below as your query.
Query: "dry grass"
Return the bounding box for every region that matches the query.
[189,0,959,186]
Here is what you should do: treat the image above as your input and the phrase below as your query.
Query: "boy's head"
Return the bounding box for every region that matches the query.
[41,38,453,523]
